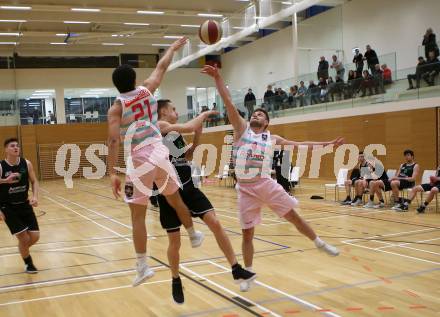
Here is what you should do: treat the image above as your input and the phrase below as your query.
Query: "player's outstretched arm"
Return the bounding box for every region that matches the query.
[143,37,187,94]
[107,102,123,199]
[201,65,247,137]
[185,125,202,161]
[157,111,216,135]
[273,136,345,147]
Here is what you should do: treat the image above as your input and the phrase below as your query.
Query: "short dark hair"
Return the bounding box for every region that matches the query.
[4,138,18,147]
[157,99,172,118]
[252,108,270,122]
[112,64,136,93]
[404,149,414,157]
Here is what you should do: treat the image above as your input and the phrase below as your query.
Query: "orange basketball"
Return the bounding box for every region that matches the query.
[199,20,223,45]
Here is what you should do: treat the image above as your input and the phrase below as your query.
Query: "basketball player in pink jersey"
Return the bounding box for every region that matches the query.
[107,38,204,287]
[202,65,342,292]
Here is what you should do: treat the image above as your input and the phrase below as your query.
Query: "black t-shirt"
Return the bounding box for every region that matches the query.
[163,132,193,187]
[0,158,29,204]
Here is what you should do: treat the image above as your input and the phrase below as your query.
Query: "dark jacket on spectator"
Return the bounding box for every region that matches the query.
[364,49,379,69]
[423,33,439,58]
[244,92,256,103]
[353,53,364,69]
[425,57,440,72]
[317,60,329,79]
[416,60,428,76]
[264,90,275,104]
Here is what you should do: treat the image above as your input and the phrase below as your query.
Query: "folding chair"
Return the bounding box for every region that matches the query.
[324,168,348,201]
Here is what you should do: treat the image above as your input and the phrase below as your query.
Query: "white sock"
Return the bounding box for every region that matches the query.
[186,226,195,236]
[136,253,147,267]
[245,266,253,273]
[314,237,325,248]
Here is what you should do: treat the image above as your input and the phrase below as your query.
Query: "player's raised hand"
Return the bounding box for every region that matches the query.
[110,174,122,199]
[201,65,220,79]
[170,37,188,52]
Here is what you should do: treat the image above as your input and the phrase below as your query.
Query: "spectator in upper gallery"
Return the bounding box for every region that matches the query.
[407,56,427,90]
[373,64,385,94]
[318,77,328,102]
[381,64,392,85]
[263,85,276,117]
[277,87,287,109]
[353,48,364,77]
[328,76,344,101]
[422,28,439,59]
[288,85,298,107]
[360,70,375,97]
[364,45,380,74]
[244,88,256,120]
[308,80,320,105]
[346,70,360,98]
[317,56,329,80]
[330,55,345,80]
[297,81,307,107]
[422,50,440,86]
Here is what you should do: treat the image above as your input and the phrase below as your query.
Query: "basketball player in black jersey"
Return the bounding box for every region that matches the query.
[0,138,39,273]
[156,100,255,304]
[390,150,420,211]
[400,165,440,213]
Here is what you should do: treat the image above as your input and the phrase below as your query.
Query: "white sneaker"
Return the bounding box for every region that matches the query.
[391,203,401,210]
[190,230,204,248]
[240,280,253,292]
[132,263,155,287]
[318,243,340,256]
[373,202,385,209]
[363,201,375,208]
[351,199,363,206]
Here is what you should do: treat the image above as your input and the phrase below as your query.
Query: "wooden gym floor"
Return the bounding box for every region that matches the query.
[0,178,438,317]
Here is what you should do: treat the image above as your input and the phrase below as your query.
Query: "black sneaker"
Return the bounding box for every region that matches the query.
[232,264,256,284]
[394,203,407,212]
[341,197,352,205]
[417,205,426,214]
[172,278,184,305]
[25,262,38,274]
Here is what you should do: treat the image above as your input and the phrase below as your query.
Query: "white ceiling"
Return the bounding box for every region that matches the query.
[0,0,344,57]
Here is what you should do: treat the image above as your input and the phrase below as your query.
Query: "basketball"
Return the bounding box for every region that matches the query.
[199,20,223,45]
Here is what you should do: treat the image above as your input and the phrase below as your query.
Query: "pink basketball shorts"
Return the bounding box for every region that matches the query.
[237,177,299,229]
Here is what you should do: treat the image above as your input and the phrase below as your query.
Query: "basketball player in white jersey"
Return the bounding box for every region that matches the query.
[202,65,342,291]
[107,38,204,286]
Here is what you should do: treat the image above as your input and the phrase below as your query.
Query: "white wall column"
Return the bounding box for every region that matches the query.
[55,87,66,124]
[292,12,299,79]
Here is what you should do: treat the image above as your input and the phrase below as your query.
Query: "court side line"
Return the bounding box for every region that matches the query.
[342,241,440,265]
[372,239,440,256]
[51,192,132,229]
[180,263,282,317]
[0,271,229,307]
[261,210,387,226]
[207,261,342,317]
[343,228,438,243]
[375,237,440,250]
[44,196,129,241]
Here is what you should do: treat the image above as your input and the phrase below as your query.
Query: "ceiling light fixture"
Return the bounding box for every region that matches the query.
[197,13,223,18]
[71,8,101,12]
[64,21,91,24]
[181,24,199,28]
[0,42,17,45]
[0,32,21,36]
[163,35,183,39]
[124,22,150,26]
[102,43,124,46]
[137,10,164,15]
[0,6,31,10]
[0,19,26,23]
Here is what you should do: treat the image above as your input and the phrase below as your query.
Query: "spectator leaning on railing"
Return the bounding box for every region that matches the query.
[364,45,380,74]
[297,81,307,107]
[308,80,320,105]
[330,55,345,80]
[422,50,440,86]
[407,57,427,90]
[422,28,439,59]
